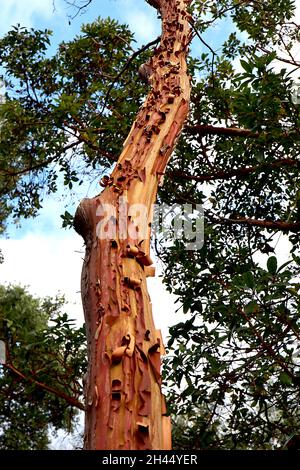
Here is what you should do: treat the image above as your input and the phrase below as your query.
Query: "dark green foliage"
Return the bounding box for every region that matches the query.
[0,0,299,450]
[163,247,300,448]
[0,18,150,231]
[160,0,300,449]
[0,285,86,449]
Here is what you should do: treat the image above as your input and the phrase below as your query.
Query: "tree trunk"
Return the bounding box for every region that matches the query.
[74,0,192,450]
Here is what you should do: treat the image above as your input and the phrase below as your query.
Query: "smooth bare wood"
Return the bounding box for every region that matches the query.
[74,0,192,450]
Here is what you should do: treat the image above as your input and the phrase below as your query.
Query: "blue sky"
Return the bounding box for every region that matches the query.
[0,0,162,49]
[1,0,165,240]
[1,0,234,239]
[1,1,295,304]
[0,0,183,332]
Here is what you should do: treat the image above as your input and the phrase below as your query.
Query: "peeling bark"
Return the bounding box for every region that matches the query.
[74,0,192,450]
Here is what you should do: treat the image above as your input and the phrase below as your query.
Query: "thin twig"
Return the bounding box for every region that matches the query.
[65,0,93,20]
[0,140,79,177]
[189,21,216,81]
[4,362,85,410]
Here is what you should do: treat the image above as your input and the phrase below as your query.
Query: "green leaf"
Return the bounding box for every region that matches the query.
[240,59,253,73]
[279,372,292,385]
[245,301,259,314]
[267,256,277,275]
[243,272,255,289]
[60,211,74,229]
[264,51,277,66]
[255,151,264,163]
[215,335,227,346]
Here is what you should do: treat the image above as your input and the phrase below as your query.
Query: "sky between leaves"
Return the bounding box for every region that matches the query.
[0,0,185,337]
[0,0,296,331]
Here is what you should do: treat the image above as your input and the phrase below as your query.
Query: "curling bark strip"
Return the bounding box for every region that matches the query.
[74,0,192,450]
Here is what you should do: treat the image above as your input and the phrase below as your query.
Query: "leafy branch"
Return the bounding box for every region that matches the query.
[4,361,85,410]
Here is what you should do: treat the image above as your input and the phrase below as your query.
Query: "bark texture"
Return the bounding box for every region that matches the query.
[74,0,192,450]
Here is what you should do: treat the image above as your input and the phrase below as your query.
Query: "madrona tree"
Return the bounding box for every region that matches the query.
[0,0,299,450]
[74,0,192,450]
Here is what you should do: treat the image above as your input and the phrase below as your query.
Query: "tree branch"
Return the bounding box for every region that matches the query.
[170,158,298,183]
[62,0,93,20]
[190,23,216,80]
[207,214,300,233]
[3,136,296,186]
[258,44,300,67]
[185,124,299,139]
[146,0,161,10]
[4,362,85,411]
[186,124,258,137]
[0,140,80,177]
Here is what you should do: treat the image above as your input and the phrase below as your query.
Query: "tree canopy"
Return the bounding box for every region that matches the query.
[0,17,151,232]
[0,284,86,449]
[0,0,299,449]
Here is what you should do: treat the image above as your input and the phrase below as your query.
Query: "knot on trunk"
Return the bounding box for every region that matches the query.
[138,63,154,85]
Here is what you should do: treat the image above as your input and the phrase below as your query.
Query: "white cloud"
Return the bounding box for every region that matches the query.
[0,228,182,341]
[0,231,85,325]
[125,10,160,43]
[0,0,62,35]
[122,0,161,44]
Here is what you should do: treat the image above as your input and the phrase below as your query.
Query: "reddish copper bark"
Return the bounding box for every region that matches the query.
[74,0,192,450]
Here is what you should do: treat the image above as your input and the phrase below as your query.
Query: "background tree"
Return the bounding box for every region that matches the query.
[0,284,86,449]
[0,0,299,449]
